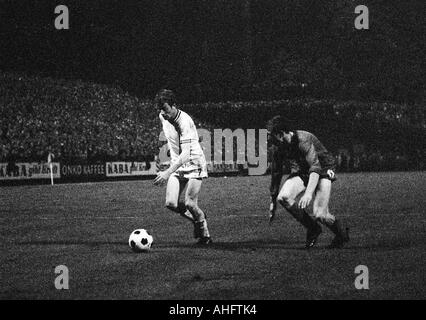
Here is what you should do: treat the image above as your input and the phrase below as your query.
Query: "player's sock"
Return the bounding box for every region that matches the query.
[188,204,211,240]
[300,210,319,230]
[300,210,322,248]
[290,206,320,231]
[326,219,349,242]
[195,219,212,245]
[180,210,195,223]
[194,220,210,238]
[327,221,349,249]
[200,220,210,238]
[177,203,195,223]
[286,204,304,222]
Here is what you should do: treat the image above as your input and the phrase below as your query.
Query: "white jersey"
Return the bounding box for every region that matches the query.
[160,109,208,178]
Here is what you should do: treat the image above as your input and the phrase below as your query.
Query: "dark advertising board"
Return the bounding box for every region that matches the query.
[60,163,106,181]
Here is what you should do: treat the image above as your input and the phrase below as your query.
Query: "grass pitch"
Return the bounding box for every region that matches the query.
[1,172,425,299]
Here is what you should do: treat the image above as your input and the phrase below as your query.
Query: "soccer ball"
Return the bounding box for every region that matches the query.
[128,229,153,252]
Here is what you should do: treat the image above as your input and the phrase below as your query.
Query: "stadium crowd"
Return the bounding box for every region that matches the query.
[1,73,424,171]
[0,73,162,162]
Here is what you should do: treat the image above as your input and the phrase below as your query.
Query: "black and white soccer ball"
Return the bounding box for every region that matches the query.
[128,229,153,252]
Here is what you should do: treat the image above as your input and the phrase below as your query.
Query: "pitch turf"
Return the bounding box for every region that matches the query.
[1,172,425,300]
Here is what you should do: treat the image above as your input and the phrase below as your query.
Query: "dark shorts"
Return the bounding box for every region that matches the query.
[287,168,337,187]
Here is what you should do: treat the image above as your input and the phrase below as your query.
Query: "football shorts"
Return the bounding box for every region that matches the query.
[174,161,208,180]
[287,167,337,187]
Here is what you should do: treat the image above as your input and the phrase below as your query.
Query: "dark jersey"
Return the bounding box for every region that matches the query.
[269,130,336,199]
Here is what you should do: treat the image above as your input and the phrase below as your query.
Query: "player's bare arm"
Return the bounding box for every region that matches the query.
[269,145,284,221]
[299,172,319,209]
[153,142,191,185]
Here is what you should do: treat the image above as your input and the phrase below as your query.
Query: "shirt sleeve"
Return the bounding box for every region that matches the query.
[269,145,284,200]
[300,139,322,174]
[167,138,191,173]
[179,116,195,146]
[168,115,193,171]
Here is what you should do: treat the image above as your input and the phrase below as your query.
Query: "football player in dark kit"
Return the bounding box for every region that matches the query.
[267,116,349,249]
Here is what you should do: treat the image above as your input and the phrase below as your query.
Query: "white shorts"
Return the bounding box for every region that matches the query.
[174,162,208,180]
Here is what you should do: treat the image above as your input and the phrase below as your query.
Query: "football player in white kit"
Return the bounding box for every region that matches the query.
[153,89,212,245]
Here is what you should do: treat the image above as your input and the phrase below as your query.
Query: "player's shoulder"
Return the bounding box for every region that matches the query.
[295,130,314,139]
[176,110,194,125]
[295,130,317,151]
[178,109,191,120]
[295,130,317,143]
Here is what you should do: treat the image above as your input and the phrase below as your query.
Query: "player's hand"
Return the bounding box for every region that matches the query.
[153,171,170,186]
[298,193,312,209]
[269,201,277,223]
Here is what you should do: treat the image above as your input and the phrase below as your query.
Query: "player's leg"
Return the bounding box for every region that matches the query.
[165,175,195,223]
[313,179,349,248]
[185,178,211,244]
[276,176,306,217]
[277,176,322,248]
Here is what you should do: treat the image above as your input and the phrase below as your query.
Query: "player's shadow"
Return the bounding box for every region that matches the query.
[157,239,309,252]
[17,240,124,247]
[17,239,310,252]
[16,239,325,251]
[206,240,307,252]
[16,238,376,251]
[362,238,423,251]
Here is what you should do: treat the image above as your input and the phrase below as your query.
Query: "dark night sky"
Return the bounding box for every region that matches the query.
[0,0,424,102]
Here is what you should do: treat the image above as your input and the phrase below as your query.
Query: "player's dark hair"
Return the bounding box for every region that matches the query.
[267,115,291,134]
[154,89,176,110]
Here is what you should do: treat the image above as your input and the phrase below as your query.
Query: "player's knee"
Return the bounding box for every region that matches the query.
[165,200,178,211]
[313,207,326,218]
[318,216,335,225]
[185,199,198,212]
[277,193,295,208]
[314,208,334,225]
